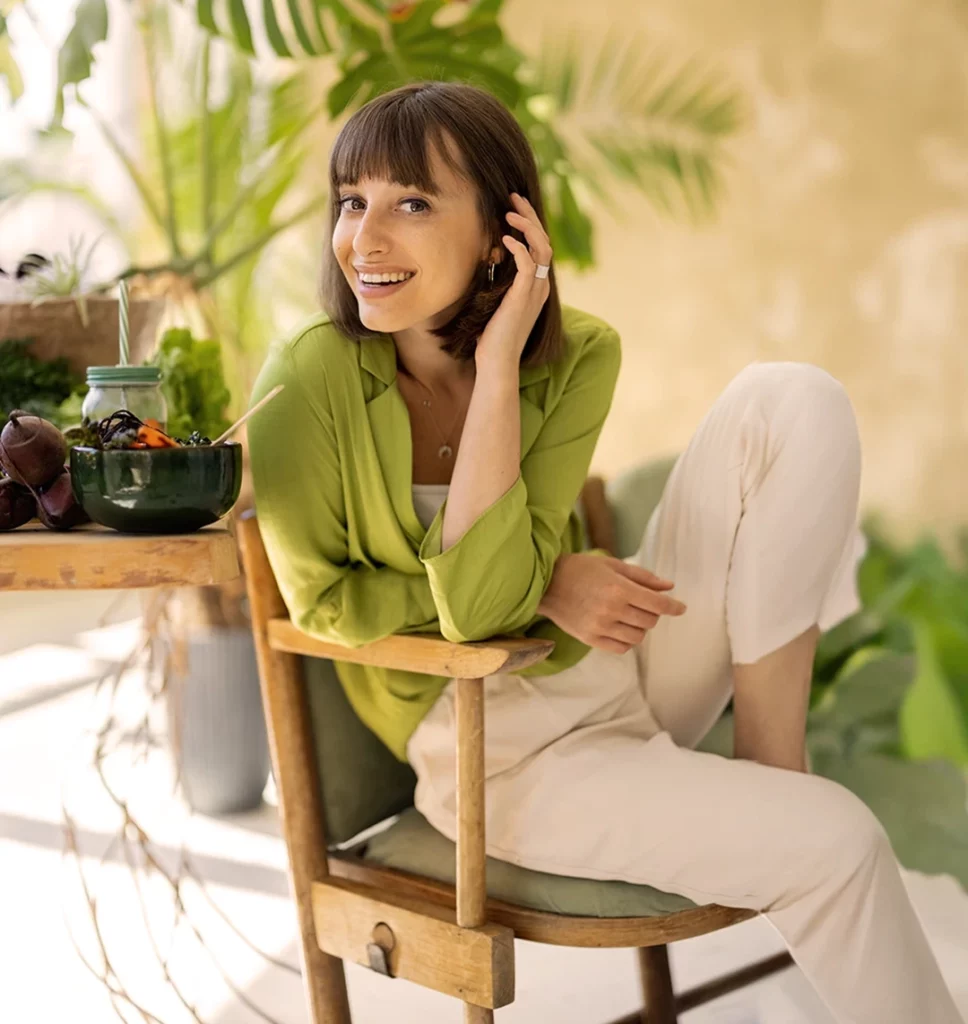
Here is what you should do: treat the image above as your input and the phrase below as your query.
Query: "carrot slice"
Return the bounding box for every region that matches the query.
[136,424,181,448]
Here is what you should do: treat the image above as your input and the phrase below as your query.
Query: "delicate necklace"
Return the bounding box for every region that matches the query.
[404,371,470,460]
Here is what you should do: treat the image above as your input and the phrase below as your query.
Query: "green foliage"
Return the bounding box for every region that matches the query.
[10,0,746,418]
[809,517,968,759]
[52,0,108,127]
[0,337,85,424]
[809,744,968,894]
[0,6,25,103]
[53,389,85,431]
[808,650,913,759]
[17,235,103,313]
[149,327,232,441]
[34,0,745,278]
[902,619,968,765]
[186,0,746,265]
[794,517,968,891]
[531,26,744,227]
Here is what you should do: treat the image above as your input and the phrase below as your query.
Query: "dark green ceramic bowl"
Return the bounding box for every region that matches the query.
[70,442,243,534]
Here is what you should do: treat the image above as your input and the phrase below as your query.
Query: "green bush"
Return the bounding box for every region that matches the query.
[149,328,232,441]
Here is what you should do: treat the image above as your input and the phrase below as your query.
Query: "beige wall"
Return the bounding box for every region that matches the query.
[505,0,968,548]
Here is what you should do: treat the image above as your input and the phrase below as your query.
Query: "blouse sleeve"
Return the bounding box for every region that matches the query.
[417,327,622,642]
[248,346,439,648]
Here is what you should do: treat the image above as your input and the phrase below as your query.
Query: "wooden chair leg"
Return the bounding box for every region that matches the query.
[456,676,496,1024]
[638,945,677,1024]
[239,515,352,1024]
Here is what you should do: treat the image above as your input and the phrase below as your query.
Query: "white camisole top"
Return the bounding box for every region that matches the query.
[411,483,450,531]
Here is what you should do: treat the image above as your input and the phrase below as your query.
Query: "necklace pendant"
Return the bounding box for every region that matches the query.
[437,443,453,459]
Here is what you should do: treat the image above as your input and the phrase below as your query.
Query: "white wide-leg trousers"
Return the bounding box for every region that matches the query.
[407,361,962,1023]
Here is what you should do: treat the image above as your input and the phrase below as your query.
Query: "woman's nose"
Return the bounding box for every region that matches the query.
[352,210,391,256]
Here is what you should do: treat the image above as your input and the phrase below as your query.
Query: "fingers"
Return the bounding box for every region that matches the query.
[603,621,648,647]
[622,577,687,617]
[607,559,685,615]
[592,635,637,656]
[613,560,675,590]
[507,192,553,265]
[617,605,660,631]
[502,234,537,280]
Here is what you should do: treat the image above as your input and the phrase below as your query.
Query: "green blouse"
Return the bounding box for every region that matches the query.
[247,304,622,761]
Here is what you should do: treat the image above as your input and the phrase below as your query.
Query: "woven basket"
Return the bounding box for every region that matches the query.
[0,296,166,376]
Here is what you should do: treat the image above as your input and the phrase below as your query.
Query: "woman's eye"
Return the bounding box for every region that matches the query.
[337,197,429,213]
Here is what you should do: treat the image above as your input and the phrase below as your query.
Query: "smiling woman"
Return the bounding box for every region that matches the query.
[245,79,963,1024]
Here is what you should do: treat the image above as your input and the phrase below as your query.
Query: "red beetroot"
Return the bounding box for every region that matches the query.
[35,468,89,530]
[0,409,67,487]
[0,475,36,530]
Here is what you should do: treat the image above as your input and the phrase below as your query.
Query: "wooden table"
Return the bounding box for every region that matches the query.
[0,521,240,590]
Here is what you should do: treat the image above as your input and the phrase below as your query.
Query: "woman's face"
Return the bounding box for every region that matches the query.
[332,137,497,335]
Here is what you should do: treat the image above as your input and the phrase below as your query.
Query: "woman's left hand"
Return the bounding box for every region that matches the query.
[474,192,553,372]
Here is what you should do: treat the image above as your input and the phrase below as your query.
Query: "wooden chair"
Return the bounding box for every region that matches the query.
[237,458,795,1023]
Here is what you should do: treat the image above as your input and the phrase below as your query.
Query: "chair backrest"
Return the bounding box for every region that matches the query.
[606,455,679,559]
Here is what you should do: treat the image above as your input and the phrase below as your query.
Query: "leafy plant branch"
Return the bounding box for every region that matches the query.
[15,0,745,283]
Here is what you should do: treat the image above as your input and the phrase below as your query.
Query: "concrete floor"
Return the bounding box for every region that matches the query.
[2,595,967,1023]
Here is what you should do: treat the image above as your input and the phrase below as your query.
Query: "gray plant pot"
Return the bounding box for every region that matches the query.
[165,627,270,815]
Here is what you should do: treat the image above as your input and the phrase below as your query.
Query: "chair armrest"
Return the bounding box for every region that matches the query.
[267,620,554,677]
[267,616,551,966]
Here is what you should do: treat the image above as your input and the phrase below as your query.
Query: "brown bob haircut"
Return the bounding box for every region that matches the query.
[319,80,564,371]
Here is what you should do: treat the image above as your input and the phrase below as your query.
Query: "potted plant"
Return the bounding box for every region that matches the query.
[0,238,165,377]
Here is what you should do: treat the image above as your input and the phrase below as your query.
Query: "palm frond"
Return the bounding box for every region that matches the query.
[533,25,745,221]
[189,0,338,57]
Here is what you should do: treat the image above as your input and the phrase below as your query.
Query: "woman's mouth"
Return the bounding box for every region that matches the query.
[356,271,415,299]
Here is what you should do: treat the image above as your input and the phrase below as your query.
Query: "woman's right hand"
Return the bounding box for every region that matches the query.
[474,193,552,372]
[538,553,687,655]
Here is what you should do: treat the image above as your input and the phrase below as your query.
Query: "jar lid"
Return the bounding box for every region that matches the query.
[86,365,162,384]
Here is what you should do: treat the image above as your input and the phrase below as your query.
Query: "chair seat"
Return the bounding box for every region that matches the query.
[359,807,701,919]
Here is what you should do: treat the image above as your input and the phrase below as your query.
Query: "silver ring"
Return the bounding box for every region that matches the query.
[534,263,551,279]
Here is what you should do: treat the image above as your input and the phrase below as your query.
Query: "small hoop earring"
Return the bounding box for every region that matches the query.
[487,261,495,285]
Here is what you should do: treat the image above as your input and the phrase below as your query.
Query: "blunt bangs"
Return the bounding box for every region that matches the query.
[329,98,465,201]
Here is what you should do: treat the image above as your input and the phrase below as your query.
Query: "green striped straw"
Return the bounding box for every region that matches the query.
[118,278,130,410]
[118,278,129,366]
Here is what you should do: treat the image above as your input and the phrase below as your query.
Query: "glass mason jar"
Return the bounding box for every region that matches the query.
[82,366,169,430]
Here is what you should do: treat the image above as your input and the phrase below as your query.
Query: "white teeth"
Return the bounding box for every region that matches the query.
[359,271,414,284]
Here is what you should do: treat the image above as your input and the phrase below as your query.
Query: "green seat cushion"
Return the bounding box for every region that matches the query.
[361,807,702,918]
[302,655,416,845]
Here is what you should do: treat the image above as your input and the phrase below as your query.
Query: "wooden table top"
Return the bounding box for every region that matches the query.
[0,520,240,590]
